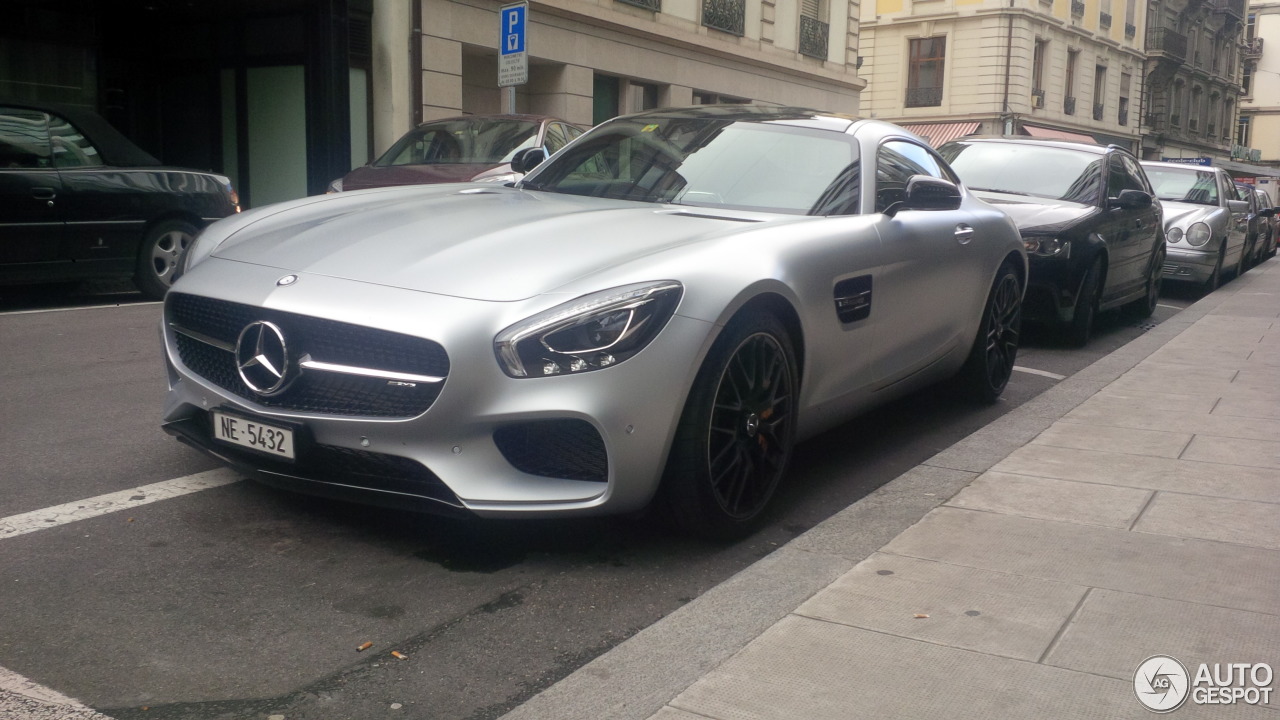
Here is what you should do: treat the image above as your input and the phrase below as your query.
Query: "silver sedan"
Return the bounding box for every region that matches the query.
[1142,161,1250,291]
[161,106,1026,538]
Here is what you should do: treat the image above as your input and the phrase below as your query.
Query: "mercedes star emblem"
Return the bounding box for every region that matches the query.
[235,321,291,395]
[277,274,298,286]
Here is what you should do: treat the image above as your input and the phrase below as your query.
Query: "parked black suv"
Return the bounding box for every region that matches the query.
[939,137,1164,345]
[0,99,239,298]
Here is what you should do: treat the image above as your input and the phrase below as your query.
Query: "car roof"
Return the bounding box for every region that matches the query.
[1138,159,1221,171]
[620,105,864,134]
[0,96,162,167]
[941,135,1112,154]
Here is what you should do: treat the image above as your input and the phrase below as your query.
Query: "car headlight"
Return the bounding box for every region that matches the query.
[1167,227,1183,243]
[326,177,344,193]
[1186,222,1212,247]
[1022,236,1070,257]
[495,281,683,378]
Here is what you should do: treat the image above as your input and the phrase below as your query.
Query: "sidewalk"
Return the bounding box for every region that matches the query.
[504,260,1280,720]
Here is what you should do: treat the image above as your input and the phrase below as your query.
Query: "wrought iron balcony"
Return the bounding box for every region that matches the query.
[799,15,829,59]
[1171,113,1181,127]
[1119,109,1129,125]
[702,0,745,36]
[1145,28,1188,62]
[1064,96,1077,115]
[1093,103,1104,121]
[1244,37,1264,58]
[1189,117,1199,132]
[1071,0,1085,15]
[617,0,661,9]
[1125,23,1136,38]
[1145,113,1164,130]
[1100,12,1112,28]
[905,87,943,107]
[1210,0,1244,20]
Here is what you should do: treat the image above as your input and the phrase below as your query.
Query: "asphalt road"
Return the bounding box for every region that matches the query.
[0,279,1199,720]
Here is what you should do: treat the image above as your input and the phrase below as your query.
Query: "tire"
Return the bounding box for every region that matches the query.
[958,261,1022,405]
[662,313,798,540]
[1127,247,1164,320]
[135,219,198,300]
[1234,239,1250,279]
[1066,257,1101,347]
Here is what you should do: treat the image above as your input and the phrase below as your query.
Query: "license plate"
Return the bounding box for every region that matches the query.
[211,410,295,460]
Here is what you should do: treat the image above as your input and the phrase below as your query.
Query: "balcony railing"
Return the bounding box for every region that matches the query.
[702,0,745,36]
[1244,37,1264,58]
[799,15,829,59]
[1071,0,1085,15]
[1145,113,1164,130]
[1032,88,1046,108]
[1208,122,1217,136]
[617,0,661,9]
[1211,0,1245,20]
[905,87,943,107]
[1171,113,1181,127]
[1125,23,1136,38]
[1119,109,1129,125]
[1093,103,1104,121]
[1146,28,1188,62]
[1064,96,1077,114]
[1100,12,1112,28]
[1189,117,1199,132]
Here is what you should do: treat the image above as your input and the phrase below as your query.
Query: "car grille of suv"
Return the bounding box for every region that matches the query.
[493,419,609,482]
[167,292,449,418]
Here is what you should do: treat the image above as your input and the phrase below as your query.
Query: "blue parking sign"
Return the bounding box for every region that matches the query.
[501,4,526,56]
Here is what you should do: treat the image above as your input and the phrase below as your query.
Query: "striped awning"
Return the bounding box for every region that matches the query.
[896,121,981,148]
[1022,124,1098,144]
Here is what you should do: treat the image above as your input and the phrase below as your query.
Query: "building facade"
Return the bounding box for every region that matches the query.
[3,0,866,208]
[1240,2,1280,201]
[858,0,1147,150]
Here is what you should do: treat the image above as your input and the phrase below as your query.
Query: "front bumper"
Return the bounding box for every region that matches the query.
[1022,253,1083,325]
[1162,244,1217,284]
[161,261,713,518]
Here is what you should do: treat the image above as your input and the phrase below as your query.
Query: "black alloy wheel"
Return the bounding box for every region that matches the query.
[1128,247,1165,319]
[663,313,797,540]
[1066,258,1102,347]
[959,261,1022,404]
[136,219,198,299]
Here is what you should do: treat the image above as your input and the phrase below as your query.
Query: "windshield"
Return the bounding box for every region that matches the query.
[938,142,1103,204]
[376,118,541,166]
[1144,167,1219,206]
[521,116,861,215]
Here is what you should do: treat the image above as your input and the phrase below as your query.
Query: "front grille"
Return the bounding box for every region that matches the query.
[493,420,609,482]
[168,292,449,418]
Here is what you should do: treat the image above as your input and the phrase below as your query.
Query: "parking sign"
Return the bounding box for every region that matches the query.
[499,2,528,88]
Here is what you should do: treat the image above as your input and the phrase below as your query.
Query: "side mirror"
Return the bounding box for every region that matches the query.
[1227,199,1250,213]
[886,175,962,216]
[511,147,549,174]
[1109,189,1153,210]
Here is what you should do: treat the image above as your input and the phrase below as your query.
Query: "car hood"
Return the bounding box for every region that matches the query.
[341,163,500,190]
[1160,201,1223,228]
[209,185,782,301]
[970,191,1094,234]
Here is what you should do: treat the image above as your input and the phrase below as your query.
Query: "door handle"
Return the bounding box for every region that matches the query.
[954,224,975,245]
[31,187,57,200]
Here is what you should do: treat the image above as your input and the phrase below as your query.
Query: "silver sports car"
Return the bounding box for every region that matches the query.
[161,106,1026,538]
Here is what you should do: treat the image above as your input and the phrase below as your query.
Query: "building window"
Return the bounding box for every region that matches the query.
[1033,39,1048,97]
[1171,82,1184,127]
[1125,0,1136,38]
[1093,64,1106,121]
[1190,86,1202,132]
[702,0,745,36]
[1243,65,1253,95]
[1237,115,1250,146]
[906,37,946,107]
[1119,72,1130,125]
[1065,49,1079,114]
[799,0,830,59]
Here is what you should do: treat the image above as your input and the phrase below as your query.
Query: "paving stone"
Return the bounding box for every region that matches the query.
[1084,389,1221,415]
[990,444,1280,504]
[1044,588,1280,682]
[795,553,1086,661]
[1134,493,1280,550]
[881,508,1280,615]
[1215,396,1280,420]
[1031,423,1192,459]
[1147,345,1255,367]
[1181,435,1280,469]
[946,472,1151,528]
[1060,403,1280,443]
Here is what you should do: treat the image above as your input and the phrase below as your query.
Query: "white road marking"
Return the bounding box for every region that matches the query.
[1156,303,1181,309]
[0,301,160,316]
[0,665,114,719]
[0,469,241,540]
[1012,365,1067,381]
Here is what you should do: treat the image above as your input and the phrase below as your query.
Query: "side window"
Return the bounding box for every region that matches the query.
[0,108,52,169]
[876,140,945,213]
[48,114,103,168]
[566,124,585,140]
[543,123,570,153]
[1107,155,1144,196]
[1120,155,1150,193]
